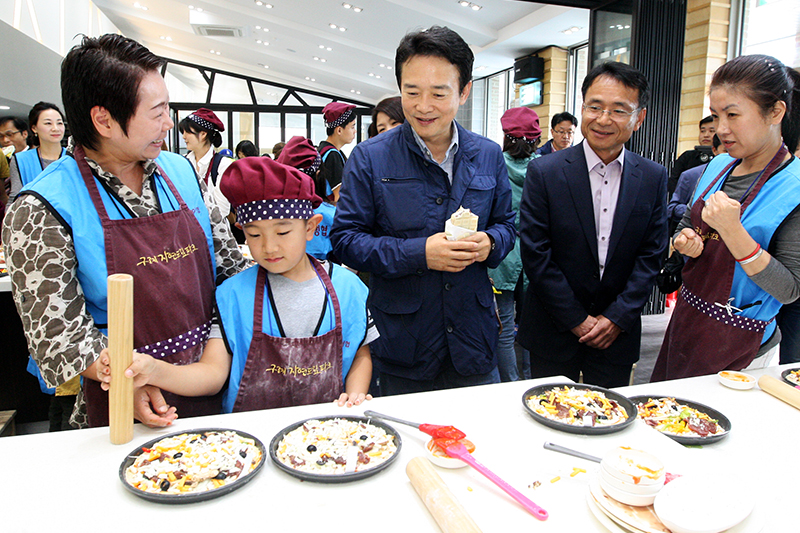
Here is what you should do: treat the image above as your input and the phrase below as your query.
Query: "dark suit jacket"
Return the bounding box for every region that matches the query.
[517,142,667,365]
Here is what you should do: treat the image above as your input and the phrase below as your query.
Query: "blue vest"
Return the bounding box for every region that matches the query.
[216,262,369,413]
[21,151,216,329]
[307,202,336,260]
[14,147,66,187]
[693,154,800,342]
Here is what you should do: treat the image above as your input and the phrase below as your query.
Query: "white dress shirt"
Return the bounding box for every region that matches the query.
[187,148,233,217]
[583,142,625,278]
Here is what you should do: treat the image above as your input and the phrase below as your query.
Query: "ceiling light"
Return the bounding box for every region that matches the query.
[314,56,319,60]
[353,7,362,12]
[320,58,327,62]
[471,4,480,10]
[386,66,392,70]
[319,44,325,48]
[342,2,351,7]
[368,73,374,76]
[379,63,385,67]
[0,106,9,110]
[256,25,261,29]
[459,0,469,5]
[375,75,381,79]
[254,0,272,6]
[329,23,337,29]
[457,1,482,10]
[196,7,203,12]
[339,26,346,31]
[133,2,148,10]
[210,50,220,55]
[256,39,262,43]
[160,36,172,41]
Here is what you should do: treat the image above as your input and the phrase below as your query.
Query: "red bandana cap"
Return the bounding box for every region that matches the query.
[188,108,225,132]
[322,102,356,128]
[501,107,541,142]
[220,157,322,224]
[276,136,321,176]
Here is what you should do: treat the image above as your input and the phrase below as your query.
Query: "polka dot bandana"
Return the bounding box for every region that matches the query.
[188,108,224,132]
[236,199,314,224]
[323,102,356,129]
[680,286,772,333]
[137,321,212,360]
[277,136,322,176]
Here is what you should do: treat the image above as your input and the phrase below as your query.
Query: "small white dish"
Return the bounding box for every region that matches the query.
[717,370,756,390]
[424,439,470,469]
[654,475,754,533]
[599,475,658,507]
[601,446,665,486]
[600,464,664,496]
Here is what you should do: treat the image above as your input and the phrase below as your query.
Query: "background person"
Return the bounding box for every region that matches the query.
[0,116,30,156]
[489,106,541,382]
[236,140,259,159]
[519,61,668,389]
[8,102,66,199]
[2,33,248,428]
[668,115,716,195]
[331,26,516,396]
[271,141,285,160]
[652,54,800,380]
[536,112,577,156]
[318,102,356,203]
[371,96,404,135]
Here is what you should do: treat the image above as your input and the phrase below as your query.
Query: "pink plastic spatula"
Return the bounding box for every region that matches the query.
[445,442,549,521]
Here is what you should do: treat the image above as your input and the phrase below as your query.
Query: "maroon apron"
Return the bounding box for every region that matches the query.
[652,145,789,381]
[73,146,221,426]
[232,257,343,412]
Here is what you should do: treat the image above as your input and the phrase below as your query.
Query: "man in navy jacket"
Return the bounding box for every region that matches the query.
[518,62,667,388]
[331,26,516,395]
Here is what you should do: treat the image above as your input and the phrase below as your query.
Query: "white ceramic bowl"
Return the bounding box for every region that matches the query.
[717,370,756,390]
[600,463,664,495]
[600,447,665,487]
[599,475,658,507]
[654,475,754,533]
[424,439,471,469]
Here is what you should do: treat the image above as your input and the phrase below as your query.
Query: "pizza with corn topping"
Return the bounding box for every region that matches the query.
[125,430,263,494]
[276,418,397,475]
[634,397,725,438]
[786,369,800,385]
[526,386,628,427]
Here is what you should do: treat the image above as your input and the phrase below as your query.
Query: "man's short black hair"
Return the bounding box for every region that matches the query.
[551,112,577,129]
[581,62,650,110]
[0,116,29,132]
[61,34,164,151]
[326,113,356,137]
[699,115,713,127]
[395,26,473,93]
[712,134,722,150]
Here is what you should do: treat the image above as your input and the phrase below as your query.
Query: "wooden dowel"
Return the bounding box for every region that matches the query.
[108,274,134,444]
[406,457,482,533]
[758,375,800,411]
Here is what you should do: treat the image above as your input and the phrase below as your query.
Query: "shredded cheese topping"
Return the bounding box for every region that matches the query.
[526,386,628,427]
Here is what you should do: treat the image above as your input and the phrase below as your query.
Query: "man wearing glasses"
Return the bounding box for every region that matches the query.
[536,112,577,156]
[518,62,667,388]
[0,117,30,156]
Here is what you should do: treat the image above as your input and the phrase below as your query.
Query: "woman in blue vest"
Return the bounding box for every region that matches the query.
[653,54,800,380]
[8,102,65,199]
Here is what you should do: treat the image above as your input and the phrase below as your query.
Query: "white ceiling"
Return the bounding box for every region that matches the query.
[91,0,590,104]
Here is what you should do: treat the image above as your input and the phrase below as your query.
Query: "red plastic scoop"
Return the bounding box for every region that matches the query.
[364,410,466,440]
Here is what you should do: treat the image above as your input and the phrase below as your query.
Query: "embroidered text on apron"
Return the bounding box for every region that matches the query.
[73,146,221,426]
[232,256,343,412]
[652,145,790,381]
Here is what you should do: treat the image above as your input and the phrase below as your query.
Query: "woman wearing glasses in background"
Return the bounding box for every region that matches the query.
[8,102,66,200]
[652,54,800,381]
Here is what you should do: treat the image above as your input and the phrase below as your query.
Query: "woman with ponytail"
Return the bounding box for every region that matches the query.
[653,55,800,380]
[180,108,234,220]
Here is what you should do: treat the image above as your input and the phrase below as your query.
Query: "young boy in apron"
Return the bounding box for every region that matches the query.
[98,157,378,412]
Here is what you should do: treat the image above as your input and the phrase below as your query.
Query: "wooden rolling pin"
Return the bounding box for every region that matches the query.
[108,274,134,444]
[758,375,800,411]
[406,457,482,533]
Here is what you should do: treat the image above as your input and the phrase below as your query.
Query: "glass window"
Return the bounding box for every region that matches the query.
[741,0,800,68]
[252,84,282,106]
[210,74,253,105]
[311,114,327,147]
[164,64,210,103]
[300,94,338,107]
[569,43,589,144]
[485,71,509,146]
[231,112,256,155]
[259,113,282,156]
[591,2,633,67]
[285,114,308,140]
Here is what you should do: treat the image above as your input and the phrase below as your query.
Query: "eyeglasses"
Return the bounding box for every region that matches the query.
[553,129,575,137]
[582,104,638,121]
[0,130,22,140]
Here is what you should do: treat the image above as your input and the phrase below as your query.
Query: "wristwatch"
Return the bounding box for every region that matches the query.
[488,234,496,252]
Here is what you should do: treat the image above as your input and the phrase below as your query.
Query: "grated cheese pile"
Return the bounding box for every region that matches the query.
[125,430,262,494]
[277,418,397,475]
[636,397,725,437]
[527,386,628,427]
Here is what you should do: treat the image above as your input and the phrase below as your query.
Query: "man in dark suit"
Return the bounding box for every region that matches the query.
[518,62,667,388]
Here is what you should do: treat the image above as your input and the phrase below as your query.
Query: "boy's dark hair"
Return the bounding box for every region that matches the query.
[699,115,714,127]
[581,61,650,110]
[61,34,163,151]
[551,112,577,129]
[712,133,722,151]
[395,26,474,93]
[179,116,223,148]
[235,140,259,157]
[326,113,356,137]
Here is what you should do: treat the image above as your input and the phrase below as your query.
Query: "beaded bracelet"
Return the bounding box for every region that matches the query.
[737,244,763,265]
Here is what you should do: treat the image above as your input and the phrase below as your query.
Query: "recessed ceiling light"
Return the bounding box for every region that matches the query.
[459,0,469,6]
[319,44,325,49]
[256,39,262,43]
[379,63,385,67]
[256,25,261,29]
[339,26,346,32]
[329,23,337,29]
[210,50,220,55]
[314,56,319,60]
[254,0,272,6]
[368,72,374,76]
[133,2,148,10]
[160,36,172,41]
[320,58,326,62]
[353,7,362,12]
[342,2,351,7]
[0,105,10,110]
[458,1,481,9]
[471,4,480,10]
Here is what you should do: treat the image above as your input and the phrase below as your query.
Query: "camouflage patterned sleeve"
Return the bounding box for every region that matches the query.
[196,176,249,282]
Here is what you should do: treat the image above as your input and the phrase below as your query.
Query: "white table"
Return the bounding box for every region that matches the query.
[0,367,794,532]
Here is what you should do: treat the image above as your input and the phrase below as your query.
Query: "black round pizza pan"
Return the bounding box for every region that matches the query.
[521,383,636,435]
[628,395,732,445]
[269,415,402,483]
[780,367,800,387]
[119,427,266,504]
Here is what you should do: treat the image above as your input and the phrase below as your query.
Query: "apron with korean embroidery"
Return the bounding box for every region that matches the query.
[652,145,789,381]
[232,256,343,412]
[74,145,220,426]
